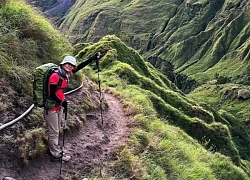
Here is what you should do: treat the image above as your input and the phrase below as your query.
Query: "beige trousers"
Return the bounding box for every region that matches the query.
[44,109,63,157]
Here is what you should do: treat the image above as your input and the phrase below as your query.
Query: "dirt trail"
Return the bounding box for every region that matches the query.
[1,92,131,180]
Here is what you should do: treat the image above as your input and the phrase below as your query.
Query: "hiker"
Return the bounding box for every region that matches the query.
[45,53,101,162]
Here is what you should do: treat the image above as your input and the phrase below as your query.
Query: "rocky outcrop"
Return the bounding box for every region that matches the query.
[237,89,250,100]
[148,56,198,93]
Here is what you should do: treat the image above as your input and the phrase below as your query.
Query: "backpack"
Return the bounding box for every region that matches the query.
[33,63,62,107]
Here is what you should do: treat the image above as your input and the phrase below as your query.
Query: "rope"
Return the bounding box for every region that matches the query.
[0,104,35,131]
[65,83,83,95]
[0,83,83,131]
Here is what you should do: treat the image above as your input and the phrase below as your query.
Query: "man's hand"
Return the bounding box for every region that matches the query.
[91,52,101,61]
[61,99,69,109]
[91,47,111,61]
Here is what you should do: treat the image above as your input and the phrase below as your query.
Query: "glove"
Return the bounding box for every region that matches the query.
[91,47,111,61]
[61,99,69,108]
[91,52,101,61]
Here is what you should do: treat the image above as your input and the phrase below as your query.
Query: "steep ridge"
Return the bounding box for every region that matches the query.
[55,0,250,162]
[161,0,250,83]
[1,1,250,179]
[58,0,250,88]
[79,35,250,178]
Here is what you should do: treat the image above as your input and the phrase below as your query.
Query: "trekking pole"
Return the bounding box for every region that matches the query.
[60,103,68,175]
[96,54,104,125]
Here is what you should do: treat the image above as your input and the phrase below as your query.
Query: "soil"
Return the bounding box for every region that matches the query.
[0,89,131,180]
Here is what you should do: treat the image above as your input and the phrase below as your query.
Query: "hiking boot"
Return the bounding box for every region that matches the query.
[62,155,71,162]
[50,155,71,162]
[46,149,52,156]
[50,155,61,162]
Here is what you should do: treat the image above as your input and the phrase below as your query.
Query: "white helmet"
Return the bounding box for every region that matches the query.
[60,56,77,67]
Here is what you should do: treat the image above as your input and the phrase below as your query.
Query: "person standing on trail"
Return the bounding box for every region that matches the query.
[45,52,102,162]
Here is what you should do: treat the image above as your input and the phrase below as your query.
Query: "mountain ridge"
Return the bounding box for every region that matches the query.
[1,0,250,179]
[55,0,250,89]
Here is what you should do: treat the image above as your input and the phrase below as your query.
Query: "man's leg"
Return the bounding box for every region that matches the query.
[44,110,61,157]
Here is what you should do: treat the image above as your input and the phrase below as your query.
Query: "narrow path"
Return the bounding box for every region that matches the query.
[1,92,131,180]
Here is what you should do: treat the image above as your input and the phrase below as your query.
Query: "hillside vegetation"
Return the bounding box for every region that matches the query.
[0,0,84,168]
[82,35,250,178]
[59,0,250,89]
[57,0,250,136]
[0,0,83,125]
[1,0,250,179]
[58,0,250,169]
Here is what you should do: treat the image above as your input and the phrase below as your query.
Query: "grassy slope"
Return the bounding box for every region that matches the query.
[166,0,250,84]
[1,0,250,179]
[80,35,250,179]
[187,83,250,160]
[58,1,250,154]
[59,0,182,47]
[0,0,74,116]
[60,0,250,85]
[0,0,86,165]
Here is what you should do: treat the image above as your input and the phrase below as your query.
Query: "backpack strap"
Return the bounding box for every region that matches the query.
[56,75,63,91]
[47,72,63,96]
[45,72,64,113]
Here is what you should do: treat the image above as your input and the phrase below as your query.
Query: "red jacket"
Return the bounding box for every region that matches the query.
[48,73,68,111]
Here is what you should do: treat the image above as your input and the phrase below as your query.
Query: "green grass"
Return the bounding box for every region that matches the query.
[188,83,250,160]
[188,83,250,121]
[107,85,248,179]
[59,0,250,88]
[77,35,250,179]
[1,1,250,179]
[0,0,76,104]
[0,0,82,166]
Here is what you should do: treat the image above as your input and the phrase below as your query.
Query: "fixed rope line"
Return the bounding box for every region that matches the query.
[64,83,83,95]
[0,104,35,131]
[0,83,83,131]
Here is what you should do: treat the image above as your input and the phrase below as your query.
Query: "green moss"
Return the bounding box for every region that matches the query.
[79,35,250,178]
[1,0,250,176]
[130,119,247,179]
[0,0,76,127]
[188,83,250,160]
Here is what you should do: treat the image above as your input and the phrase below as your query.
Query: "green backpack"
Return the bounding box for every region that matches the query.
[33,63,61,107]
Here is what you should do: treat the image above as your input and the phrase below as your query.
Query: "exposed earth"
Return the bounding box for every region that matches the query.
[0,87,131,180]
